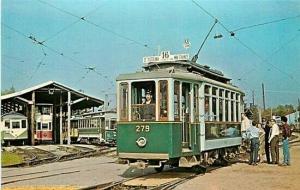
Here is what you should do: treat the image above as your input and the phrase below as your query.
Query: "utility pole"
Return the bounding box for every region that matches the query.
[31,91,35,146]
[252,90,255,107]
[296,98,300,129]
[271,107,273,118]
[262,83,266,111]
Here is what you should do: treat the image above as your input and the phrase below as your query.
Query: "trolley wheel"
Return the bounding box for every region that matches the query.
[154,163,165,172]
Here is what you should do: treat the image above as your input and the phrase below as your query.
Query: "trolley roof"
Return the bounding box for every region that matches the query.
[117,52,242,93]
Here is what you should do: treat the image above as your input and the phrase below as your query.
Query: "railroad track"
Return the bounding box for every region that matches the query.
[80,136,300,190]
[3,145,116,168]
[79,164,224,190]
[1,159,117,186]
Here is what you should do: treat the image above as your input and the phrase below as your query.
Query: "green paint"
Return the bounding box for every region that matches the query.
[1,130,28,140]
[105,130,116,142]
[117,122,201,159]
[78,128,100,134]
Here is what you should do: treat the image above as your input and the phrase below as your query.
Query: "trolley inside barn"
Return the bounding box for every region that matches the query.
[1,112,28,145]
[117,51,244,171]
[69,111,117,145]
[35,103,53,142]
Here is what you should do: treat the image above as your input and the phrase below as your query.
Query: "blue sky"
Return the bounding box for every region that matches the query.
[2,0,300,108]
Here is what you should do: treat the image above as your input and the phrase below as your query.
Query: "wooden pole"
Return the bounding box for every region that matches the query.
[262,83,266,111]
[60,93,63,144]
[31,91,35,145]
[67,91,71,145]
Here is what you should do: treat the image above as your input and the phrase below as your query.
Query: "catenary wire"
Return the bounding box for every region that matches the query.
[3,23,111,86]
[37,0,154,51]
[42,0,109,42]
[232,15,300,32]
[190,0,300,87]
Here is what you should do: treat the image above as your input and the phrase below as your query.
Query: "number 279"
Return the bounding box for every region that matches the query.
[136,125,150,132]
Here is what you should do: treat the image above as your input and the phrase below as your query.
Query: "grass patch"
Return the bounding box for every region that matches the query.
[1,151,23,167]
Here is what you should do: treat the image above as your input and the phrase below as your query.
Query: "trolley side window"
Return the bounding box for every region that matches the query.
[42,106,51,115]
[174,81,180,121]
[119,82,129,121]
[219,89,224,121]
[5,120,10,128]
[12,121,20,129]
[42,123,48,130]
[37,122,41,130]
[204,85,210,121]
[204,96,210,121]
[194,84,199,122]
[110,119,116,130]
[159,80,168,120]
[22,120,27,128]
[131,81,156,121]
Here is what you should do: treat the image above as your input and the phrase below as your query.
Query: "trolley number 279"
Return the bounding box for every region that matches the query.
[136,125,150,132]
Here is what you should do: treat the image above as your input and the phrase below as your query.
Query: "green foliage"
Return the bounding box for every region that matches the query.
[1,151,23,166]
[261,104,296,119]
[1,86,16,95]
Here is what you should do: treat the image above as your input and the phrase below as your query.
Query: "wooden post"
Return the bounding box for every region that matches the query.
[60,93,63,144]
[262,83,266,111]
[31,91,35,145]
[53,98,57,143]
[67,91,71,145]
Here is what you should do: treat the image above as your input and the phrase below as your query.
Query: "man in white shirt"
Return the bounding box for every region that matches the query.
[268,119,280,164]
[241,113,251,138]
[241,113,251,152]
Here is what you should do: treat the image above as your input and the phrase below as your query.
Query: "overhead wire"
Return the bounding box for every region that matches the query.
[42,19,81,42]
[236,32,300,81]
[232,14,300,32]
[2,23,110,86]
[37,0,154,51]
[76,69,92,83]
[3,54,25,62]
[190,0,300,87]
[29,47,47,80]
[41,0,109,43]
[2,61,31,78]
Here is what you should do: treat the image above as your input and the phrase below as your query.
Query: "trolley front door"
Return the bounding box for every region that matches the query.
[181,82,192,150]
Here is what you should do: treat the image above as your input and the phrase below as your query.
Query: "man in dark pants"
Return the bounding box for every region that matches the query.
[269,119,280,164]
[246,121,260,165]
[263,119,271,164]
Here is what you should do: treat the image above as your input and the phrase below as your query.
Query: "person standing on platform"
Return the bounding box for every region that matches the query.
[269,119,280,165]
[246,121,260,166]
[281,116,291,166]
[241,113,251,152]
[263,120,271,164]
[257,122,265,163]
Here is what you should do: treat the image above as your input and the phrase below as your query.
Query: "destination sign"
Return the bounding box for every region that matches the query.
[143,51,189,64]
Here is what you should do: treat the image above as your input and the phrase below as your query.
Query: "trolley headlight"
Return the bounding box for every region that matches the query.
[136,137,147,148]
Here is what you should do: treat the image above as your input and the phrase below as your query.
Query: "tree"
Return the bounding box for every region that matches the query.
[262,104,296,119]
[1,86,16,95]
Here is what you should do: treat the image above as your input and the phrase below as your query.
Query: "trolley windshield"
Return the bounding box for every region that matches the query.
[131,81,156,121]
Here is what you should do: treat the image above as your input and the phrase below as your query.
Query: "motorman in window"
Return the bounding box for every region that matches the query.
[141,90,155,120]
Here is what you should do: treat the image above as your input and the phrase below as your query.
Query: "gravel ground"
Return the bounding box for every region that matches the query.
[175,142,300,190]
[2,155,157,190]
[2,156,126,189]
